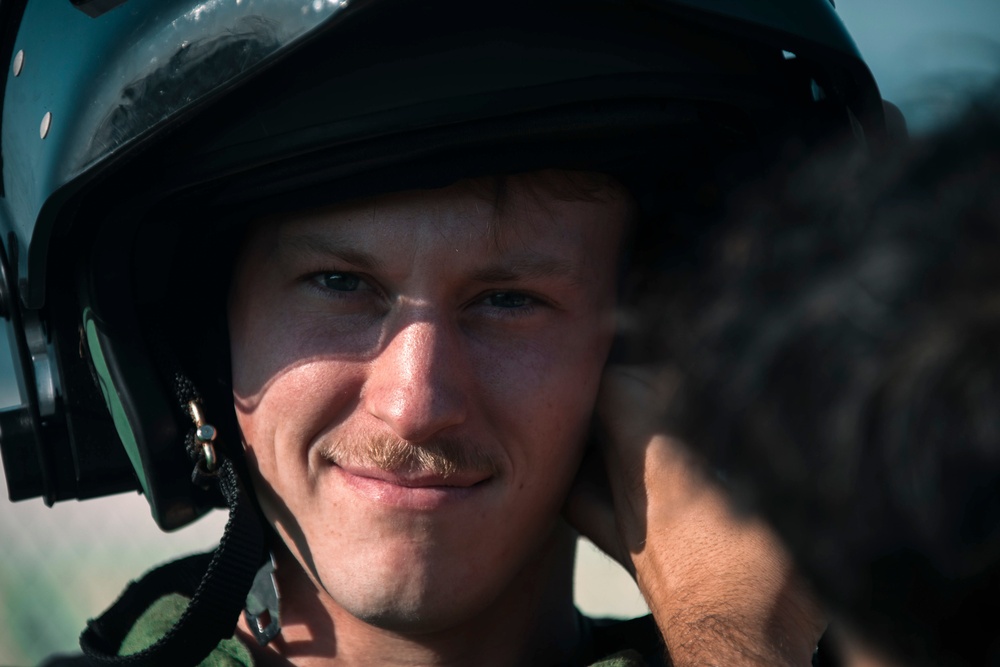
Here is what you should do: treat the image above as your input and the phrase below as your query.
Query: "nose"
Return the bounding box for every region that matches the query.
[363,314,469,442]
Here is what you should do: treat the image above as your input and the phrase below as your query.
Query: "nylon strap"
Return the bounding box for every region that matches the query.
[79,458,265,665]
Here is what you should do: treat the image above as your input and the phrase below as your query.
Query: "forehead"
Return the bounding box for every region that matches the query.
[244,170,633,266]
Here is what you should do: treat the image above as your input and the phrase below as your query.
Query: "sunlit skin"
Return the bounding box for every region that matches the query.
[228,172,631,666]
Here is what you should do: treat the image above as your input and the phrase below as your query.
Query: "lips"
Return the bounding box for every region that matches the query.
[336,463,490,488]
[331,463,492,510]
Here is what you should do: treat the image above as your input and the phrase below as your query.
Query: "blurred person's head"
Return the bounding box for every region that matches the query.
[656,84,1000,666]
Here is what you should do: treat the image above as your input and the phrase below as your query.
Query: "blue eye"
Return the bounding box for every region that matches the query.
[488,292,531,308]
[319,273,360,292]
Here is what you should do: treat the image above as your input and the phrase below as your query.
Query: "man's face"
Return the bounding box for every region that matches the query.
[228,171,629,632]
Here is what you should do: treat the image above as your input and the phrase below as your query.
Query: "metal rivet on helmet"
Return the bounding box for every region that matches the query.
[196,424,218,443]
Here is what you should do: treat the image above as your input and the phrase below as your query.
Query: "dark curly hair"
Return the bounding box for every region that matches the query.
[655,82,1000,667]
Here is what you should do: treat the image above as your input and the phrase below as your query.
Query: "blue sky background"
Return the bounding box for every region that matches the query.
[1,0,999,407]
[837,0,1000,130]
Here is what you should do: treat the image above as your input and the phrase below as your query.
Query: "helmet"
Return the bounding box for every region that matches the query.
[0,0,887,531]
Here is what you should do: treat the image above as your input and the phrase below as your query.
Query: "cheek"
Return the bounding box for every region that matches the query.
[228,279,284,403]
[505,314,610,408]
[234,360,365,551]
[478,316,610,477]
[235,359,363,463]
[230,313,381,417]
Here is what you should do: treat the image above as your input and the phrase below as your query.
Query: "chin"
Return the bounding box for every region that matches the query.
[311,513,566,636]
[320,552,494,635]
[344,597,458,635]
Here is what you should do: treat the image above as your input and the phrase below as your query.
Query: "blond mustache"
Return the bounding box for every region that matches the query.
[319,434,503,480]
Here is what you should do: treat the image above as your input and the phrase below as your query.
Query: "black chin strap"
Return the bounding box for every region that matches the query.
[80,457,266,665]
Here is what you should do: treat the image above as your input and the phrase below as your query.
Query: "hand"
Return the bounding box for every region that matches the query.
[564,365,826,666]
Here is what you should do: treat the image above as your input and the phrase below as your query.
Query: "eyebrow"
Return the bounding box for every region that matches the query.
[469,257,584,286]
[277,230,386,272]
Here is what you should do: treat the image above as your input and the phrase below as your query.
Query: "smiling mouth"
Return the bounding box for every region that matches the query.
[335,463,492,488]
[331,463,492,509]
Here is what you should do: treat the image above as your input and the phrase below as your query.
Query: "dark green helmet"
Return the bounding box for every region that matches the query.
[0,0,888,530]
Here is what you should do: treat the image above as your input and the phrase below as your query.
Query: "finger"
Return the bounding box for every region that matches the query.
[596,365,680,447]
[563,446,633,573]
